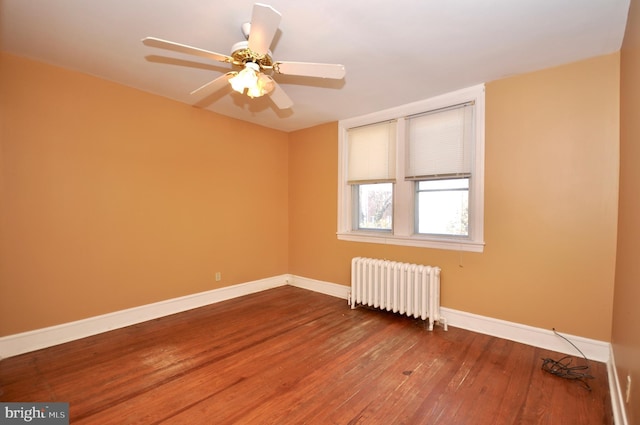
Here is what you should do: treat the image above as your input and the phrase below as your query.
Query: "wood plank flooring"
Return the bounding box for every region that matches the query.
[0,286,612,424]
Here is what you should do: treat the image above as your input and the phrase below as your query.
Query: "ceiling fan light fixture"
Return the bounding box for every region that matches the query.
[229,62,258,93]
[229,62,273,98]
[248,73,274,98]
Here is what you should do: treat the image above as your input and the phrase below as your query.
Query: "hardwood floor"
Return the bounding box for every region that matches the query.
[0,286,612,424]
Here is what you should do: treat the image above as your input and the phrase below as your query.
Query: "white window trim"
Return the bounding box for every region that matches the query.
[337,84,485,253]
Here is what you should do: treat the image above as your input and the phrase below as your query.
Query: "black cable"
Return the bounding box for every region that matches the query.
[540,328,594,391]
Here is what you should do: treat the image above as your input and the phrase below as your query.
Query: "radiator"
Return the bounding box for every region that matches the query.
[349,257,447,331]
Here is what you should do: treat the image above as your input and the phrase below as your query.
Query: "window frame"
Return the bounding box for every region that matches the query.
[337,84,485,253]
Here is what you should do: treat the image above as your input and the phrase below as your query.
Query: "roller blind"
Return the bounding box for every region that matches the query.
[406,103,474,180]
[347,121,396,184]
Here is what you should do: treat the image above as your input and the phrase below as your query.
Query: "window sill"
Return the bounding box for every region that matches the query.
[337,232,485,253]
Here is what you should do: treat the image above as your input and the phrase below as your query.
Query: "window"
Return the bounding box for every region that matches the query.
[337,84,485,252]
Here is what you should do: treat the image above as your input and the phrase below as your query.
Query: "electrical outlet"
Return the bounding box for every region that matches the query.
[626,375,632,404]
[215,272,221,282]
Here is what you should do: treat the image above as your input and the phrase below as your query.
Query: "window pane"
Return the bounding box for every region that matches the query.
[357,183,393,230]
[416,179,468,236]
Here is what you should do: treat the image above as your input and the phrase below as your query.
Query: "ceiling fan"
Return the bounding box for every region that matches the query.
[142,3,346,109]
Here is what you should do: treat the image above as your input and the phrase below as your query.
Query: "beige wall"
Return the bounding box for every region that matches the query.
[0,53,290,336]
[0,50,621,346]
[614,0,640,421]
[290,53,620,342]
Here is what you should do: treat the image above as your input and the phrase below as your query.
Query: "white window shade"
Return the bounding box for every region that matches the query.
[406,103,474,180]
[347,121,397,184]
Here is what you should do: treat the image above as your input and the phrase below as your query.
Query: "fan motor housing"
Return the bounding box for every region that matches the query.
[231,41,273,68]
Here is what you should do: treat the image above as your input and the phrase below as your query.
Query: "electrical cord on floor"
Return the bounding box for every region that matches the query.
[541,328,594,391]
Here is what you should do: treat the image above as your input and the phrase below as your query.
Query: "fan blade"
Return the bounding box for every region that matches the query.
[142,37,233,64]
[268,79,293,109]
[247,4,281,56]
[190,73,234,97]
[274,61,346,79]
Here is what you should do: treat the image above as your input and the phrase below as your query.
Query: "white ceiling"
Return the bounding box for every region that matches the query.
[1,0,630,132]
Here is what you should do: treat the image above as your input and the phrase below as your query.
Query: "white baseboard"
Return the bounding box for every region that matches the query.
[286,275,351,299]
[0,275,288,359]
[289,275,610,363]
[608,345,629,425]
[2,274,610,362]
[440,307,610,363]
